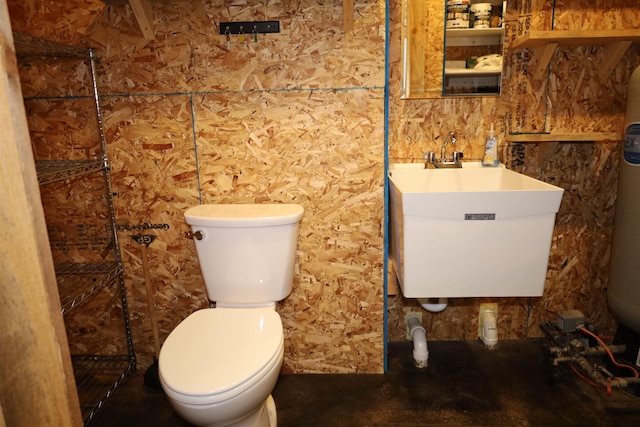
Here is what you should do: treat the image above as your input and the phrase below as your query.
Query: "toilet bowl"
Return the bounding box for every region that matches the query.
[158,203,304,427]
[159,307,283,427]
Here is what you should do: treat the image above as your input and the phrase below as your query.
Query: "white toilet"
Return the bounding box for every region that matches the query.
[158,203,304,427]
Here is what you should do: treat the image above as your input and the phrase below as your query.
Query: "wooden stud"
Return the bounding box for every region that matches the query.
[343,0,354,32]
[128,0,155,40]
[0,6,82,425]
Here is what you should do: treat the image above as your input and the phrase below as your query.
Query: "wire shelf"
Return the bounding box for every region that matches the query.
[18,31,136,424]
[72,355,135,425]
[36,160,106,185]
[13,32,90,60]
[55,262,122,316]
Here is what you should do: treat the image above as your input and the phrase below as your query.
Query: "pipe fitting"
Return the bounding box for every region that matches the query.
[406,314,429,368]
[418,297,448,313]
[480,309,498,348]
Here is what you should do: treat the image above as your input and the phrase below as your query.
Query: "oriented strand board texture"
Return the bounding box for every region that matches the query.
[103,94,208,366]
[15,0,640,373]
[387,0,640,342]
[505,0,640,135]
[15,0,386,373]
[194,90,385,372]
[7,0,105,45]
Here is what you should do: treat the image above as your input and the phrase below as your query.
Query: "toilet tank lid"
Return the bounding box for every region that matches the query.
[185,204,304,227]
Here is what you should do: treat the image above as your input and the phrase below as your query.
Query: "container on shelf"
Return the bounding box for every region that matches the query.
[447,0,471,29]
[471,3,492,29]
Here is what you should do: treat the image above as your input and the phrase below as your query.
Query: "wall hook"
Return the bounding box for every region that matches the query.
[219,21,280,35]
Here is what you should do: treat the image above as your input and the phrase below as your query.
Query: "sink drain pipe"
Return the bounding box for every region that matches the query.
[480,309,498,348]
[406,313,429,368]
[418,297,448,312]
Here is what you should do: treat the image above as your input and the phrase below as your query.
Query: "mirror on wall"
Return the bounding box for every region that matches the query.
[401,0,506,99]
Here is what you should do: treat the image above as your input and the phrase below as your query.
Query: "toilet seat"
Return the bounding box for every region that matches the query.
[159,307,283,406]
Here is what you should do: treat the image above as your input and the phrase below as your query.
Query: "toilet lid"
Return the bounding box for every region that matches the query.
[159,308,282,398]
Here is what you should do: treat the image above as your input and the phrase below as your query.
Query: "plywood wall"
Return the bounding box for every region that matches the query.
[13,0,386,374]
[387,0,640,341]
[12,0,640,375]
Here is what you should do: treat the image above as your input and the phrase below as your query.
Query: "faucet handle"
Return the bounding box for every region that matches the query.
[453,151,464,162]
[423,151,437,163]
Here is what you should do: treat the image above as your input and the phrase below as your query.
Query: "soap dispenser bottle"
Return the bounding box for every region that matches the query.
[482,124,499,167]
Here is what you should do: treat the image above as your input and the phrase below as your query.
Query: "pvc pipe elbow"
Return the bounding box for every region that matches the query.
[406,314,429,368]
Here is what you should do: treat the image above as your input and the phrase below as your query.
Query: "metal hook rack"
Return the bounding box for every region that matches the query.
[219,21,280,35]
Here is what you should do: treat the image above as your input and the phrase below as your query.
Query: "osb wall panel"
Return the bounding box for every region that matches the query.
[547,0,640,30]
[18,61,92,98]
[24,97,114,263]
[507,0,640,136]
[14,0,386,373]
[387,0,640,342]
[38,175,115,264]
[96,0,385,373]
[195,90,385,373]
[25,98,100,160]
[524,142,620,336]
[545,0,640,136]
[7,0,105,45]
[89,0,385,94]
[504,3,549,135]
[102,95,207,369]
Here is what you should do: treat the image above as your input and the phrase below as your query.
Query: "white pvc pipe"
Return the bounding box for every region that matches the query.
[406,314,429,368]
[481,310,498,348]
[418,297,448,313]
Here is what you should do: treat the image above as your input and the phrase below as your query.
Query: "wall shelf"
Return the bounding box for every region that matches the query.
[445,27,504,47]
[71,355,134,423]
[506,132,621,143]
[35,159,106,185]
[56,262,122,316]
[506,132,622,168]
[511,30,640,79]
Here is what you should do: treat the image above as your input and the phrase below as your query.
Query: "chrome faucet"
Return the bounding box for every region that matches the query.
[424,130,463,168]
[441,131,456,162]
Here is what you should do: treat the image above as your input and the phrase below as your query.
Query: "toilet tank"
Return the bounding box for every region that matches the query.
[185,204,304,305]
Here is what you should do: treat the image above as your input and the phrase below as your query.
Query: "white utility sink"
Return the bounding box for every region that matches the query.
[388,162,564,298]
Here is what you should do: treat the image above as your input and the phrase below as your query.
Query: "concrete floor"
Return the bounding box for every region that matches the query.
[90,339,640,426]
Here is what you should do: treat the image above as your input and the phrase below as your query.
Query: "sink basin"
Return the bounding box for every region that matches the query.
[388,162,564,298]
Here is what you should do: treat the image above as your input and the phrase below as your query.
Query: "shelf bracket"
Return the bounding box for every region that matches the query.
[599,40,632,80]
[537,141,560,167]
[529,42,557,80]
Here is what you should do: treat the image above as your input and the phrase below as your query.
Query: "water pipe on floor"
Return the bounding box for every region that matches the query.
[406,313,428,368]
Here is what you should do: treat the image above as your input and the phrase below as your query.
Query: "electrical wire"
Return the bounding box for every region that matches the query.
[567,362,610,395]
[578,325,639,379]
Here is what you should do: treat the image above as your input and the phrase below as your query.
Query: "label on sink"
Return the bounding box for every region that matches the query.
[623,123,640,165]
[464,213,496,220]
